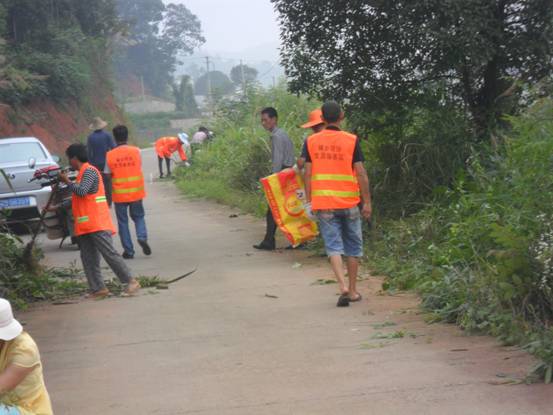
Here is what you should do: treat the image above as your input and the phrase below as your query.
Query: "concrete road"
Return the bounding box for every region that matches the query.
[22,149,551,414]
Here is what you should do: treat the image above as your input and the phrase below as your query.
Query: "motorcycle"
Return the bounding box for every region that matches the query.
[29,166,77,248]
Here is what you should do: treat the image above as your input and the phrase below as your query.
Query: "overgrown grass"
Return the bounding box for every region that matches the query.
[366,97,553,382]
[175,85,318,216]
[0,232,87,309]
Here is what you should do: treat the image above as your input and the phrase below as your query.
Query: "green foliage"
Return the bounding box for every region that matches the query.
[230,64,258,86]
[175,85,317,215]
[0,1,119,104]
[172,75,199,117]
[366,97,553,380]
[273,0,553,136]
[194,71,235,97]
[0,232,87,309]
[114,0,204,97]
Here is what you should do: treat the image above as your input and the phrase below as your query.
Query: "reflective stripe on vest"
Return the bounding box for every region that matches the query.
[113,186,145,195]
[112,176,143,184]
[77,216,89,223]
[312,189,360,198]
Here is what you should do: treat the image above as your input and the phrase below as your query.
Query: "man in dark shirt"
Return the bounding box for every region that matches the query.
[87,117,115,206]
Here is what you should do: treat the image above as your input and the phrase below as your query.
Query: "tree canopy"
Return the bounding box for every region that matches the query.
[195,71,234,96]
[272,0,553,135]
[0,0,120,104]
[230,64,258,86]
[114,0,204,97]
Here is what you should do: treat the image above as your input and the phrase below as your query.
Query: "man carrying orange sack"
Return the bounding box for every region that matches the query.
[60,144,141,298]
[106,125,152,260]
[303,101,372,308]
[298,109,326,170]
[155,133,189,178]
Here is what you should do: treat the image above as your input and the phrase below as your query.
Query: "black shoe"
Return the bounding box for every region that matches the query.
[122,252,134,260]
[253,241,276,251]
[159,173,164,179]
[138,240,152,256]
[337,294,351,307]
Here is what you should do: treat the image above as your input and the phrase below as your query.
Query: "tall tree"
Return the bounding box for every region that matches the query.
[273,0,553,136]
[230,64,258,86]
[114,0,204,97]
[194,71,234,96]
[173,74,198,117]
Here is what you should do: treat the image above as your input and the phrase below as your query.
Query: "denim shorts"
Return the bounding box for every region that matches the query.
[316,207,363,257]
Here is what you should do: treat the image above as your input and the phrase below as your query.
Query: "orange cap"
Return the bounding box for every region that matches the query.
[301,109,324,129]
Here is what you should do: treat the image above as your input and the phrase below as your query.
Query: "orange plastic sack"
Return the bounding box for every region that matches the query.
[261,168,319,247]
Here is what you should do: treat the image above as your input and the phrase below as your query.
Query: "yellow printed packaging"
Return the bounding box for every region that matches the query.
[261,168,319,247]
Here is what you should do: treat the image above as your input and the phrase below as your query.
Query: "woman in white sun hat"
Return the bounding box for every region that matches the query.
[0,299,53,415]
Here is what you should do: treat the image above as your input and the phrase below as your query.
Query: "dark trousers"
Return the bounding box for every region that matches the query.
[263,207,277,244]
[101,173,113,207]
[158,156,172,176]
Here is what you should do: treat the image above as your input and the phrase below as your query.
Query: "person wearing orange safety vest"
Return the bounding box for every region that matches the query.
[59,144,141,299]
[303,101,372,308]
[155,134,189,178]
[106,125,152,260]
[298,108,326,170]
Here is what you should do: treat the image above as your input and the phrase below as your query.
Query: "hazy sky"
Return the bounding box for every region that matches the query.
[170,0,281,59]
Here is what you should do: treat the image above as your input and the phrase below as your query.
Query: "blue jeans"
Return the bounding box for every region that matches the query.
[316,207,363,257]
[115,200,148,256]
[0,405,20,414]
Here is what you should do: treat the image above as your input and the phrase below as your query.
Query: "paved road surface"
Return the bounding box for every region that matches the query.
[23,149,550,414]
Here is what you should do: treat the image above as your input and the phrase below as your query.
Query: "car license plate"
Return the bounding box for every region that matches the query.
[0,197,31,209]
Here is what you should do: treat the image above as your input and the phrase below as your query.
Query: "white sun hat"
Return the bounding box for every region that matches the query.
[0,299,23,341]
[178,133,190,145]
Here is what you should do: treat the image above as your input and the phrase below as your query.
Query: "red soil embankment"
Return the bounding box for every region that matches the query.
[0,92,124,156]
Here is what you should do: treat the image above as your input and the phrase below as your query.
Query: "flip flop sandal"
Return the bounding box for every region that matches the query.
[336,294,351,307]
[350,294,363,302]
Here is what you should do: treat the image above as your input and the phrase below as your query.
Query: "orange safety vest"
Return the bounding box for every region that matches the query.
[155,137,187,161]
[106,145,146,204]
[307,129,361,210]
[72,163,116,236]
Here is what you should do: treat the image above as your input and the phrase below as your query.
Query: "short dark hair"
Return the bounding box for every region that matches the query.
[261,107,278,119]
[66,144,88,163]
[322,101,342,123]
[113,125,129,143]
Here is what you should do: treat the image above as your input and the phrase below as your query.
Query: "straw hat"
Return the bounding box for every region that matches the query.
[89,117,108,131]
[301,109,324,129]
[0,299,23,341]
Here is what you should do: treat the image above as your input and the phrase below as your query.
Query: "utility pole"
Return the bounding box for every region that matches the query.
[140,76,146,102]
[205,56,212,113]
[240,59,247,95]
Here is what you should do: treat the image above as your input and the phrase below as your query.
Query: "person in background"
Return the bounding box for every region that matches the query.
[106,125,151,260]
[87,117,115,206]
[191,126,212,144]
[298,109,326,170]
[0,298,53,415]
[254,107,295,251]
[154,134,189,178]
[303,101,372,307]
[60,144,141,298]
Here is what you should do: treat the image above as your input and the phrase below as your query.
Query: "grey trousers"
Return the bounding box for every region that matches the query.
[78,231,132,292]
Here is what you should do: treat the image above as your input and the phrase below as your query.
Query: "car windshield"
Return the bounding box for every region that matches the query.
[0,142,47,164]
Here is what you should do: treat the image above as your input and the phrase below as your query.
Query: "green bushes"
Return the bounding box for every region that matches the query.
[367,97,553,380]
[0,233,86,309]
[175,86,317,215]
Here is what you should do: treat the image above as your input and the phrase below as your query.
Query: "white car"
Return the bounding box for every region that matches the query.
[0,137,60,224]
